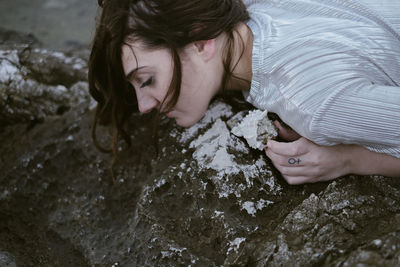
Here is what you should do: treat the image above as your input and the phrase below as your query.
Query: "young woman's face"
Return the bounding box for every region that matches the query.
[121,41,223,127]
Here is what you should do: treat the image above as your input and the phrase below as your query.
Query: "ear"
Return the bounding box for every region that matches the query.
[193,39,216,62]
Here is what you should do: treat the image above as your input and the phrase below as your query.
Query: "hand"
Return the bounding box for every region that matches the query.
[273,120,301,142]
[265,137,349,184]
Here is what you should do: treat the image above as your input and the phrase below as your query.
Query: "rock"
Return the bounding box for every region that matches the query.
[231,109,277,150]
[0,27,40,47]
[18,48,88,87]
[1,29,400,266]
[0,251,17,267]
[0,46,90,130]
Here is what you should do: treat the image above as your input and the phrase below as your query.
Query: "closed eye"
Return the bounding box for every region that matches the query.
[140,76,154,88]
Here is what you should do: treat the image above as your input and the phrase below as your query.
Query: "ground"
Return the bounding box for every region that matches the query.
[1,29,400,266]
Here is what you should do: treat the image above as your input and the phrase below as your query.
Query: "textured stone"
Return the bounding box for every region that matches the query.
[1,31,400,266]
[0,46,89,130]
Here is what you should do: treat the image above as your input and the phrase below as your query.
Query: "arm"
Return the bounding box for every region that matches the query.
[346,143,400,177]
[265,137,400,185]
[267,80,400,184]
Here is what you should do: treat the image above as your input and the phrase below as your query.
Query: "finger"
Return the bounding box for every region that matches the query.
[266,154,308,175]
[267,138,309,157]
[277,165,317,177]
[265,148,304,167]
[282,175,314,185]
[273,120,301,142]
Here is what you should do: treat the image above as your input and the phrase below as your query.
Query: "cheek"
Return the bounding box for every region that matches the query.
[174,64,211,124]
[179,58,201,90]
[177,78,211,114]
[179,73,206,104]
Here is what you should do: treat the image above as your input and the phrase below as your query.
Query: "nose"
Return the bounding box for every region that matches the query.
[136,90,158,114]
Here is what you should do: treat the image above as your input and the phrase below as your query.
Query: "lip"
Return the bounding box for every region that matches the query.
[166,111,174,118]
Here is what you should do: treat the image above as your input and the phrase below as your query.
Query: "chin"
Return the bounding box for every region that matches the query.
[175,116,202,128]
[175,119,196,128]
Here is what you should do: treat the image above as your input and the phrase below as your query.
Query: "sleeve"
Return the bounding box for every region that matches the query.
[310,80,400,158]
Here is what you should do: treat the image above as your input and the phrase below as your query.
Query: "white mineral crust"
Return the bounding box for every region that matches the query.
[231,110,277,150]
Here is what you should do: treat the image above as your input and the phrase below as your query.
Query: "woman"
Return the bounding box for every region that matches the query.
[89,0,400,184]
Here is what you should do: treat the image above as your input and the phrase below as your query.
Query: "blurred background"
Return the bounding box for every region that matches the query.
[0,0,98,50]
[1,0,398,52]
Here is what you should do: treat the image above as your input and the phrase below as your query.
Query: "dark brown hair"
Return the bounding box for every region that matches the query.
[89,0,250,170]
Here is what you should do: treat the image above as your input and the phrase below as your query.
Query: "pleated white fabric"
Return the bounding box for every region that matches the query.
[244,0,400,158]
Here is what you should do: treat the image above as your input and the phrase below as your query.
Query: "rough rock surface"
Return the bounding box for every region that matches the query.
[1,32,400,266]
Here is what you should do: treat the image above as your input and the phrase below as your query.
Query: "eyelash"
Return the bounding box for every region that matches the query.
[140,76,154,88]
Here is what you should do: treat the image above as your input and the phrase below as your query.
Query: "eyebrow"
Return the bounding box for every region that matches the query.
[125,66,146,81]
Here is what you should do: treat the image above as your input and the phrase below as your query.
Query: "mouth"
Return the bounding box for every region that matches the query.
[166,111,175,118]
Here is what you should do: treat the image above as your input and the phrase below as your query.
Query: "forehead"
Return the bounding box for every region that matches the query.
[121,42,172,75]
[121,42,144,72]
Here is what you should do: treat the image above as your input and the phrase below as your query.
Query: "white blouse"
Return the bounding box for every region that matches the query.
[244,0,400,158]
